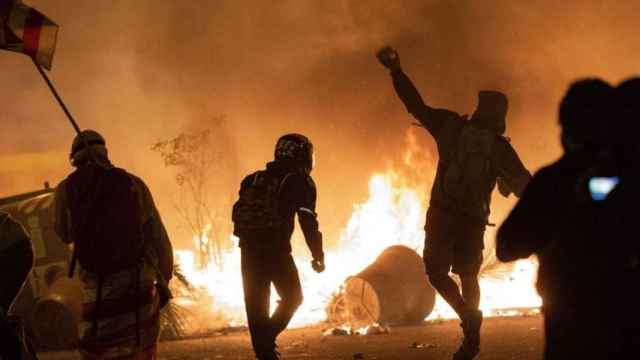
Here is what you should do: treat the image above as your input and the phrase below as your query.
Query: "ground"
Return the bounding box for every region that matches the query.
[39,315,544,360]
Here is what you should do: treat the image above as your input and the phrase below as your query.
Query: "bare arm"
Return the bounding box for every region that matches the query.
[377,47,459,139]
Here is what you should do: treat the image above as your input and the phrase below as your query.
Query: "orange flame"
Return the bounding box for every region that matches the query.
[174,171,541,332]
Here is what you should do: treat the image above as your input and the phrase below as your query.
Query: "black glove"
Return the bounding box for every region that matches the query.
[376,46,401,71]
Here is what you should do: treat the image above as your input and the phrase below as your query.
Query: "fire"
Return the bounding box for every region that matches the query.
[174,171,541,333]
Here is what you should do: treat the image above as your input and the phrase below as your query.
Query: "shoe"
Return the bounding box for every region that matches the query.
[453,310,482,360]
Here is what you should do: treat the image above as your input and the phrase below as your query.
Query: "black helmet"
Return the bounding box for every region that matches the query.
[274,133,314,174]
[70,130,106,158]
[69,130,109,167]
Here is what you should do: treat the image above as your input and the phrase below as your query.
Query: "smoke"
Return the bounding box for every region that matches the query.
[1,0,638,247]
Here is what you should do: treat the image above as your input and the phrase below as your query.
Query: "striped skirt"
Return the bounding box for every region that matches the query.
[77,263,161,360]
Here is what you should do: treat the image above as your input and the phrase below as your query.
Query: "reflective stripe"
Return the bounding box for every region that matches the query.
[298,207,316,217]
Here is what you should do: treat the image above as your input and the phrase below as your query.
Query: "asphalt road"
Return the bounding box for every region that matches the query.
[39,315,544,360]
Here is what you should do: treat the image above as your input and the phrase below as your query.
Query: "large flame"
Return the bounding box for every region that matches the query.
[174,171,541,333]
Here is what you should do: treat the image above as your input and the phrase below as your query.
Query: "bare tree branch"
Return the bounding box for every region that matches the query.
[152,117,231,269]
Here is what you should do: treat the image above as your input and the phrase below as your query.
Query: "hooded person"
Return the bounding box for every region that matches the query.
[496,78,618,359]
[377,46,531,360]
[232,133,325,360]
[54,129,173,360]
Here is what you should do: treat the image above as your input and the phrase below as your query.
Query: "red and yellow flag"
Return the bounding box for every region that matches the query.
[1,0,58,70]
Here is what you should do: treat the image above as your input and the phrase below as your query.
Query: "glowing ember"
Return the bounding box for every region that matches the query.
[174,172,541,332]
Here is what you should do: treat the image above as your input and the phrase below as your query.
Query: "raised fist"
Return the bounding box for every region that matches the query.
[311,259,325,273]
[376,46,401,71]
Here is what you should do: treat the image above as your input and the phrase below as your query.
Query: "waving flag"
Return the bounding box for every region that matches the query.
[1,0,58,70]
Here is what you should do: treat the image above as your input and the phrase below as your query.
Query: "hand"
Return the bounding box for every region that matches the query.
[376,46,401,71]
[311,259,325,273]
[497,177,512,197]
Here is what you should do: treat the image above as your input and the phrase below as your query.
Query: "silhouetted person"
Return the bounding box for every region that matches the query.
[604,77,640,355]
[0,211,34,359]
[232,134,325,360]
[54,130,174,360]
[496,79,616,359]
[377,47,531,360]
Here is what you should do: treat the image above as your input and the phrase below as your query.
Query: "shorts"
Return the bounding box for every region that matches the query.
[423,206,485,276]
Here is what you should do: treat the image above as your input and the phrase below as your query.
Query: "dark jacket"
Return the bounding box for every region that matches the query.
[496,153,609,308]
[390,69,531,221]
[54,168,174,281]
[496,152,632,357]
[236,160,324,260]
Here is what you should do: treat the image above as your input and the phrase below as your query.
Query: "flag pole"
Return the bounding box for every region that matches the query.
[31,58,87,279]
[31,58,81,134]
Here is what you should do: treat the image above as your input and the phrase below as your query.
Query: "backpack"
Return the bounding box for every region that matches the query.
[232,170,293,233]
[443,124,496,205]
[65,164,145,277]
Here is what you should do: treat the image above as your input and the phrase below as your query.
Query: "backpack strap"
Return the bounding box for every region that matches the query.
[274,172,296,210]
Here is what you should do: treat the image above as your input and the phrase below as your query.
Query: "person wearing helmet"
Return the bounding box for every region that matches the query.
[54,130,174,360]
[232,133,325,360]
[377,47,531,360]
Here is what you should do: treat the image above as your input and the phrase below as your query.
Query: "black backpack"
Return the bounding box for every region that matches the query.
[443,124,496,204]
[232,170,293,233]
[65,164,145,277]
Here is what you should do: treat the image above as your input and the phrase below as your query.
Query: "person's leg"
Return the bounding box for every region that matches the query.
[460,275,480,311]
[241,248,274,358]
[269,254,303,340]
[451,225,484,360]
[424,208,467,317]
[453,223,484,313]
[428,272,466,316]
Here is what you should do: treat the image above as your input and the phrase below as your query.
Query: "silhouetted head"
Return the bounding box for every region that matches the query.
[274,133,314,174]
[615,78,640,144]
[471,90,508,134]
[559,78,613,153]
[70,129,109,167]
[612,77,640,167]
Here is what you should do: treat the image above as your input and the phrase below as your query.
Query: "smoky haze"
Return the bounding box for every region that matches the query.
[1,0,638,248]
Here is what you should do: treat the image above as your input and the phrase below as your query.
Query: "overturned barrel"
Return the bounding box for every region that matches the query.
[343,245,436,327]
